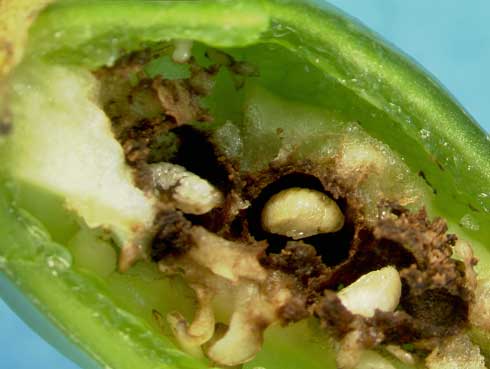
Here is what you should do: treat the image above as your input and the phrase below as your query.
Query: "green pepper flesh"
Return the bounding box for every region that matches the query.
[2,1,490,368]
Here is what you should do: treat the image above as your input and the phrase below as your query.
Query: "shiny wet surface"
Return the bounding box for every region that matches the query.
[3,1,490,368]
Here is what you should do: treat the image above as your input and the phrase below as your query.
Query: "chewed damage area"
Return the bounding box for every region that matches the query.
[94,43,479,368]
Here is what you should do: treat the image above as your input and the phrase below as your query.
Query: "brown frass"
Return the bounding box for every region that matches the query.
[93,46,476,355]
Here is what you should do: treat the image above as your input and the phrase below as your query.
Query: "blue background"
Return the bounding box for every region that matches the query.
[2,1,490,368]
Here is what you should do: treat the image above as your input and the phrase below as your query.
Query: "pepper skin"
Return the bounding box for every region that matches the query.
[2,1,490,369]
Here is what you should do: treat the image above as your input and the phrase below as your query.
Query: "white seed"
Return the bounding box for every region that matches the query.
[338,266,402,318]
[172,39,193,63]
[261,187,344,240]
[150,163,224,215]
[206,309,263,366]
[189,227,267,283]
[166,285,215,359]
[205,283,275,366]
[338,138,387,174]
[167,312,205,359]
[385,345,415,366]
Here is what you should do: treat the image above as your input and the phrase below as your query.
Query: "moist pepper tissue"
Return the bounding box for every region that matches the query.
[3,1,490,369]
[86,44,476,368]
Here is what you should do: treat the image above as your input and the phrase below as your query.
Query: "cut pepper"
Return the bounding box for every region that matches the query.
[2,1,490,369]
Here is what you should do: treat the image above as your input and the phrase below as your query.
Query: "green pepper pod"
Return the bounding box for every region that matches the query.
[2,1,490,369]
